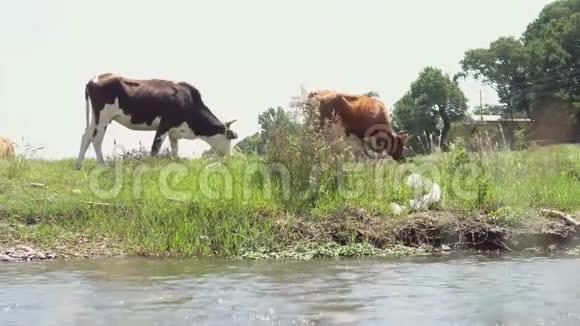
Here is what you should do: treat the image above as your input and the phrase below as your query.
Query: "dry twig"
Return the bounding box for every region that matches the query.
[541,209,580,231]
[82,201,116,207]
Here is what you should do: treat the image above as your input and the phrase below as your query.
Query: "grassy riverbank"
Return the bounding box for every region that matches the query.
[1,144,579,259]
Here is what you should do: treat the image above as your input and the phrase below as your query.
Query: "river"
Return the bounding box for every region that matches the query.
[1,255,579,325]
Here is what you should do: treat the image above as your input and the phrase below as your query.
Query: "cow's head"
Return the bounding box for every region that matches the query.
[390,132,409,162]
[203,119,238,156]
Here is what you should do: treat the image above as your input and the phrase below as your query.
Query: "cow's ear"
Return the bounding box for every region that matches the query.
[225,119,237,128]
[400,133,409,141]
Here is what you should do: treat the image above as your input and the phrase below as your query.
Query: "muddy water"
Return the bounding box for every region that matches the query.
[1,255,580,326]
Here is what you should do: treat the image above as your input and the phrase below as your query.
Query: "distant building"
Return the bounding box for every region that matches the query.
[463,114,532,125]
[455,114,533,151]
[460,101,579,147]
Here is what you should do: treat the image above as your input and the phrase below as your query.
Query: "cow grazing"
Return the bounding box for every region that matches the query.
[0,137,15,158]
[307,89,408,161]
[76,73,238,169]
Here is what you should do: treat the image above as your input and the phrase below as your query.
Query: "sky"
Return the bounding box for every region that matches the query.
[0,0,555,160]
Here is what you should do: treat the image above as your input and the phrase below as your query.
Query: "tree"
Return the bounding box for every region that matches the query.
[362,91,380,98]
[393,92,439,153]
[460,37,533,121]
[395,67,468,151]
[257,106,301,142]
[234,132,263,155]
[473,104,505,116]
[230,106,301,156]
[461,0,580,141]
[523,0,580,137]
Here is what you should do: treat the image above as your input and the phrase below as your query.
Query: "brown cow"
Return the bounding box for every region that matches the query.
[307,89,408,161]
[0,137,15,157]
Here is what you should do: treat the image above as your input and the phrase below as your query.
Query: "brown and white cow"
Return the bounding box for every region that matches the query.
[76,73,238,169]
[0,137,15,158]
[307,89,408,161]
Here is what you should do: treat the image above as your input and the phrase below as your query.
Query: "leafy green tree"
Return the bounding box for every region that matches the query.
[257,106,301,142]
[393,92,434,138]
[461,0,580,140]
[473,104,505,115]
[460,37,533,120]
[362,91,380,98]
[393,92,441,153]
[234,132,263,155]
[523,0,580,134]
[524,0,580,77]
[395,67,468,151]
[230,106,301,156]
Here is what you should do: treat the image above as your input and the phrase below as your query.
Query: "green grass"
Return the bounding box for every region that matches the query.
[0,144,579,257]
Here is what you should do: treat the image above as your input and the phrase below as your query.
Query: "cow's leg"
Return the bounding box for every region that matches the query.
[76,107,113,169]
[75,119,97,170]
[169,136,179,157]
[89,108,116,166]
[151,124,170,156]
[91,123,110,165]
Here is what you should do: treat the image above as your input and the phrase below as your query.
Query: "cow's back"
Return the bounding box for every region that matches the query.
[121,79,190,105]
[86,74,195,116]
[318,93,391,137]
[89,74,186,101]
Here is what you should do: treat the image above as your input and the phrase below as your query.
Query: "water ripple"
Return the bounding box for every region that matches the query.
[1,256,579,325]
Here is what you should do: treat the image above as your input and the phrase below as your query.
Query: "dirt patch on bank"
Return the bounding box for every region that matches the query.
[0,222,124,262]
[0,243,56,262]
[273,207,399,248]
[274,208,580,254]
[1,208,579,261]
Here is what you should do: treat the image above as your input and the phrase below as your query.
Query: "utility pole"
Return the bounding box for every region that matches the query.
[479,90,483,122]
[508,96,515,150]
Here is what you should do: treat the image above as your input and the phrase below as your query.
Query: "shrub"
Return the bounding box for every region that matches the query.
[487,206,524,226]
[264,91,359,211]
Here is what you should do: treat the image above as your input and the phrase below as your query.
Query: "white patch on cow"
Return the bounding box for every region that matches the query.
[167,122,233,156]
[200,134,232,156]
[167,123,232,156]
[76,97,164,169]
[114,115,161,131]
[102,98,161,131]
[168,122,196,140]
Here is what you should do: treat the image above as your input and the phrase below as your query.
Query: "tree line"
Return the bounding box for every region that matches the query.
[211,0,579,157]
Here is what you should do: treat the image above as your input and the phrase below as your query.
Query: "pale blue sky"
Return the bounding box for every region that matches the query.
[0,0,554,159]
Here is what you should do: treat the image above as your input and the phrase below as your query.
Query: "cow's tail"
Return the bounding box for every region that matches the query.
[84,78,95,130]
[85,87,90,130]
